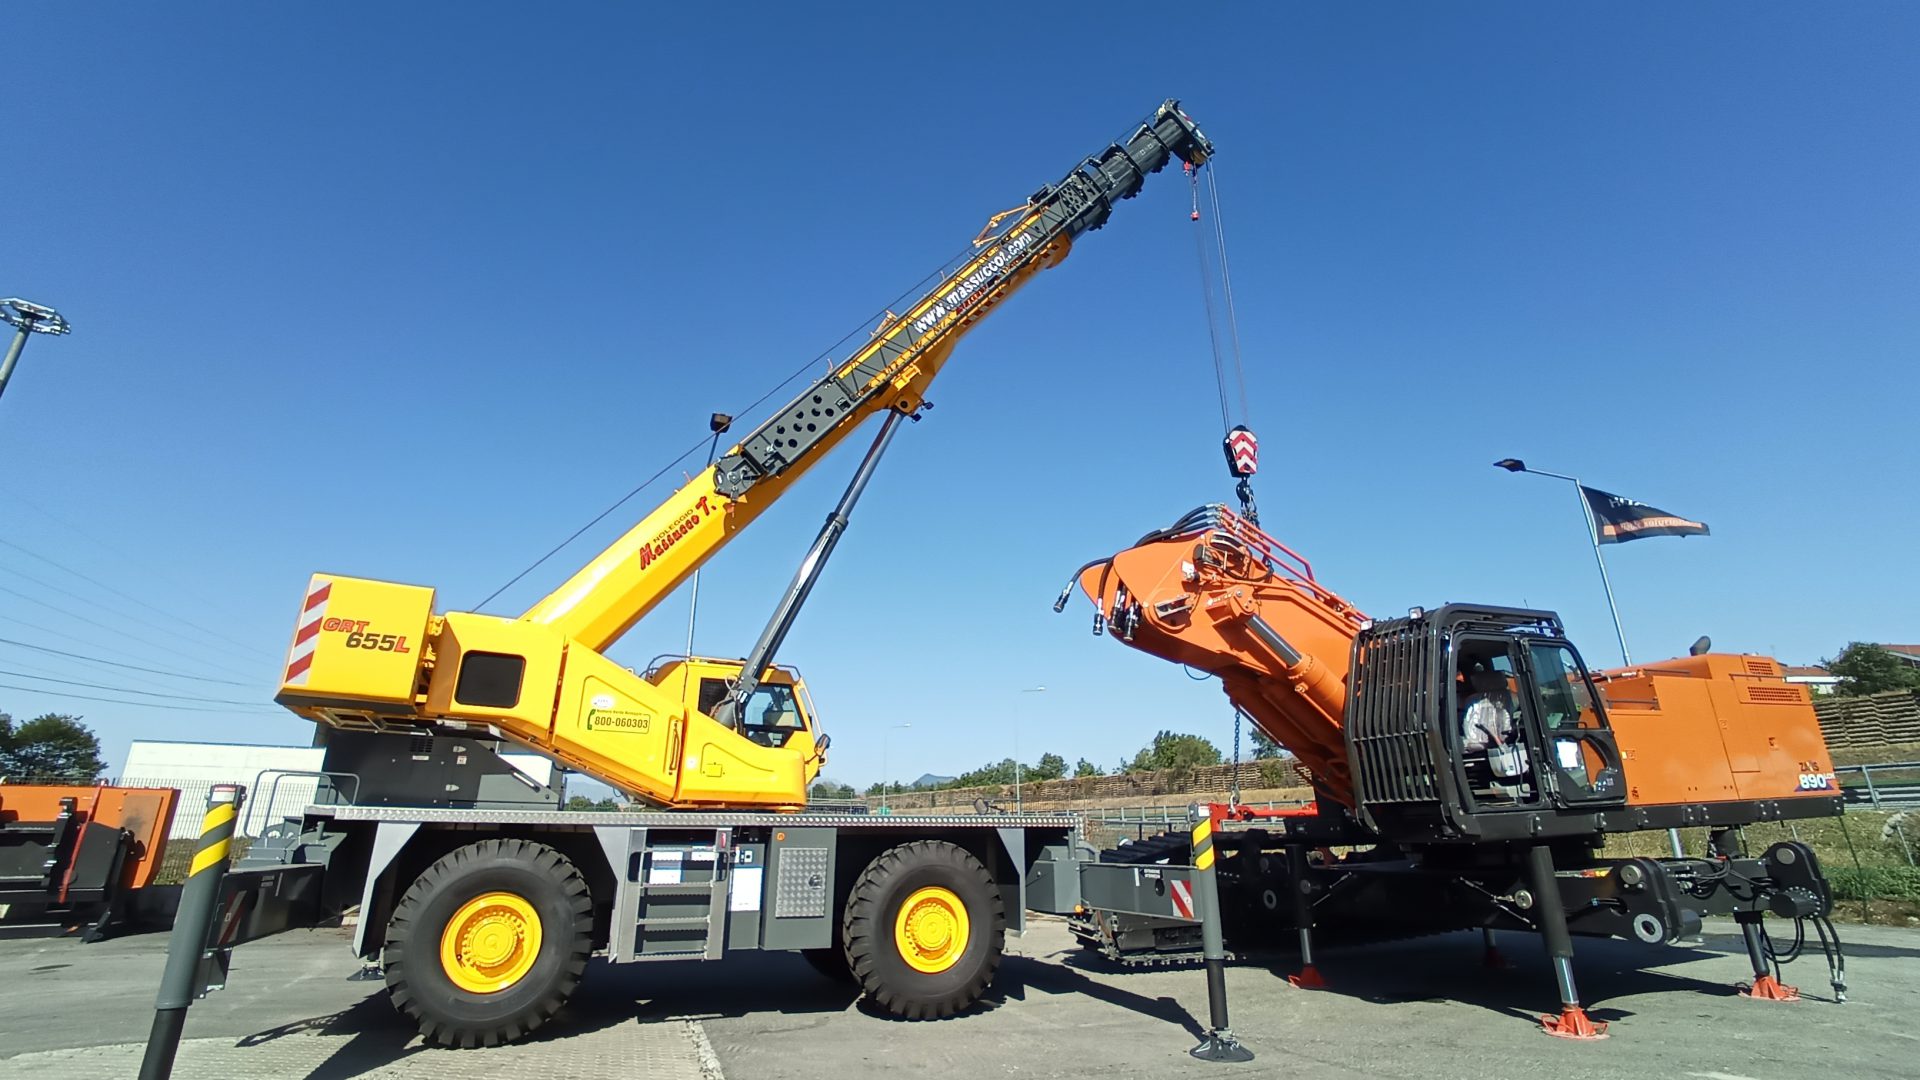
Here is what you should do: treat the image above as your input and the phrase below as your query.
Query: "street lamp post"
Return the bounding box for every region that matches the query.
[1016,687,1046,811]
[1493,459,1630,666]
[0,298,71,408]
[880,723,910,811]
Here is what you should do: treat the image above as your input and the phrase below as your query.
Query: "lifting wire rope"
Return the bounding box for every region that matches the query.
[471,236,998,614]
[1188,160,1261,805]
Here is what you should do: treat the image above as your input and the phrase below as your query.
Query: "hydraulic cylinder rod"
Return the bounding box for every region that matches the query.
[712,409,905,730]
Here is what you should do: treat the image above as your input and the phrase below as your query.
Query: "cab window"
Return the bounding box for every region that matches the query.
[697,677,802,748]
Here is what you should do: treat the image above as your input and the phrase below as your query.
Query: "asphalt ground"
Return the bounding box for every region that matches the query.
[0,917,1913,1079]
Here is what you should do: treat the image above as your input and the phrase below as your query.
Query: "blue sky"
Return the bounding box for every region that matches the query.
[3,4,1915,791]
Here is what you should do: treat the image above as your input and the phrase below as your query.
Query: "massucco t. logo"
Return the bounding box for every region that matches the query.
[586,709,652,733]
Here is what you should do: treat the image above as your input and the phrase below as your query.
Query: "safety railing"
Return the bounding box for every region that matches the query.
[1838,761,1920,809]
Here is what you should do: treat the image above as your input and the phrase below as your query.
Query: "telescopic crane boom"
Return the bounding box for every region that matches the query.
[277,101,1214,810]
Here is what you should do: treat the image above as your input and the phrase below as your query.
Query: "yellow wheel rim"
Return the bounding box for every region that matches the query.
[439,891,543,994]
[893,886,970,974]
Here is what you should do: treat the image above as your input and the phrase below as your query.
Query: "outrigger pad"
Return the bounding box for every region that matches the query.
[1190,1032,1256,1063]
[1739,975,1802,1002]
[1540,1006,1610,1040]
[1287,965,1329,990]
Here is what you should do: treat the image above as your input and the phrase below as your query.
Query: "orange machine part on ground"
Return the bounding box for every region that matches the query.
[1076,509,1833,812]
[0,784,179,890]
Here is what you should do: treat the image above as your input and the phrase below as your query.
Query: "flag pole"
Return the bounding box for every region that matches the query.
[1568,478,1632,666]
[1497,460,1679,859]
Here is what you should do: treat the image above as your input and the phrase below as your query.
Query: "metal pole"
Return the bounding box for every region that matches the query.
[140,784,246,1080]
[1514,465,1675,857]
[679,415,732,703]
[1187,808,1253,1062]
[0,323,30,404]
[712,410,904,730]
[1566,478,1631,667]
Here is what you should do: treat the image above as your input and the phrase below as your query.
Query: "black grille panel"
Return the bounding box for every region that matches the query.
[1347,617,1443,830]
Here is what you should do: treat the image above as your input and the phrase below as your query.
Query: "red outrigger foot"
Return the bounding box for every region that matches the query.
[1483,947,1510,971]
[1287,965,1329,990]
[1540,1006,1610,1040]
[1739,975,1801,1002]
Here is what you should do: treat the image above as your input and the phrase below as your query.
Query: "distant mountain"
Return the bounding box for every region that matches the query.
[910,773,955,789]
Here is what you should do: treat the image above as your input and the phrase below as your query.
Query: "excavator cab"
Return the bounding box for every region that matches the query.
[1445,624,1625,814]
[1348,605,1627,842]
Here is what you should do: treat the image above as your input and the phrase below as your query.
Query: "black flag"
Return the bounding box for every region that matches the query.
[1581,486,1710,545]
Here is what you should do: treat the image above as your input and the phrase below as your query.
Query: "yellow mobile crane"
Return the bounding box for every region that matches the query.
[276,101,1212,812]
[233,101,1214,1046]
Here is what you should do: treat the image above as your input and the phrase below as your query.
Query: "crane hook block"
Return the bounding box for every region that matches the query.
[1224,425,1258,479]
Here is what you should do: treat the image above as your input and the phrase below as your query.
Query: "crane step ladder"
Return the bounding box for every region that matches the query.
[608,827,735,962]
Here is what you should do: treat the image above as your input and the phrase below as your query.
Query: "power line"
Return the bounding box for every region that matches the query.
[472,235,990,612]
[0,635,254,687]
[0,583,264,682]
[0,681,282,716]
[0,483,276,642]
[0,560,278,668]
[0,536,279,660]
[0,667,267,707]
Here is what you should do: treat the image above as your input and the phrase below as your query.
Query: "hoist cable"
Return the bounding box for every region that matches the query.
[1189,167,1233,432]
[473,232,1013,613]
[1207,166,1253,425]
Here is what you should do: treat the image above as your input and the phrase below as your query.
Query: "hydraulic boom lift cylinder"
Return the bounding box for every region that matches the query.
[713,409,905,730]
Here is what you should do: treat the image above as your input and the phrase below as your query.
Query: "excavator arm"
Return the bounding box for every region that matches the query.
[278,101,1213,810]
[1066,505,1370,806]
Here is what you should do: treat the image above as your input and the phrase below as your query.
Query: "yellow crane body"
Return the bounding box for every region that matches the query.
[276,101,1216,810]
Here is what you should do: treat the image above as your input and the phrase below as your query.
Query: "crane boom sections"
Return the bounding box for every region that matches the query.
[523,101,1213,651]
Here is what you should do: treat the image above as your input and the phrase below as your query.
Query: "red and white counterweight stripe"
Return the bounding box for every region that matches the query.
[283,577,332,686]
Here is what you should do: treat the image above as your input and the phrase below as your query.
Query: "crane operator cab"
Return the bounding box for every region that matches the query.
[647,656,823,752]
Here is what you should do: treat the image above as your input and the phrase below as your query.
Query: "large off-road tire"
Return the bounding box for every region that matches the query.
[383,839,593,1047]
[842,840,1004,1019]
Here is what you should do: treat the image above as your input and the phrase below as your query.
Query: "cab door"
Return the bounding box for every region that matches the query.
[1518,640,1626,808]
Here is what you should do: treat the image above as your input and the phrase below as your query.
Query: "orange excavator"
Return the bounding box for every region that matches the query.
[1061,503,1847,1038]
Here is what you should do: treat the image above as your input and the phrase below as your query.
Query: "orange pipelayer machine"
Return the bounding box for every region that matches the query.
[1062,504,1847,1038]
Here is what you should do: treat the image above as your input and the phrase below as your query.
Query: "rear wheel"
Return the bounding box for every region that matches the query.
[383,839,593,1047]
[842,840,1003,1019]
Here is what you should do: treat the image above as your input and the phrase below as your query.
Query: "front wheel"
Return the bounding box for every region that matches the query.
[842,840,1004,1019]
[383,839,593,1047]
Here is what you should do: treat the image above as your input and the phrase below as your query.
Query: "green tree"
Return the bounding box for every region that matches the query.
[866,780,906,796]
[1826,643,1920,697]
[563,794,619,811]
[945,757,1019,789]
[809,778,857,801]
[1126,730,1222,773]
[1249,728,1284,760]
[1073,757,1103,778]
[0,713,106,781]
[1030,753,1067,782]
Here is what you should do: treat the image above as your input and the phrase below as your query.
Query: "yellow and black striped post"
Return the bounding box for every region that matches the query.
[139,783,245,1080]
[1188,808,1253,1063]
